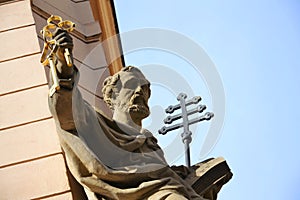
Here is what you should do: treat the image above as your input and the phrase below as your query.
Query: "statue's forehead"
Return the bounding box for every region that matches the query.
[118,71,150,85]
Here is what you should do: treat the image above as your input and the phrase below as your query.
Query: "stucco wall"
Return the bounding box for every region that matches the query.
[0,0,111,199]
[0,1,73,199]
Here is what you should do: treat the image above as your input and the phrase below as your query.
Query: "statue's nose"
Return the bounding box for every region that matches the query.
[135,86,143,95]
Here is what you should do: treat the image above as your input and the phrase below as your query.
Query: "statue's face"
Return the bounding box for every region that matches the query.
[114,70,151,120]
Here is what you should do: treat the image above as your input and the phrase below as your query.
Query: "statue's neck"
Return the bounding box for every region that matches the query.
[112,108,142,132]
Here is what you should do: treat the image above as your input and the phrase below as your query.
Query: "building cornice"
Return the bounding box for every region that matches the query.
[90,0,125,74]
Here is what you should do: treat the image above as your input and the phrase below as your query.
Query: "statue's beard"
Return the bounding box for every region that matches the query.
[129,104,149,118]
[114,94,150,120]
[128,94,150,119]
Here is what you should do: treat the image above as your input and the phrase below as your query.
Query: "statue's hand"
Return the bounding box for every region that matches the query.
[53,28,74,78]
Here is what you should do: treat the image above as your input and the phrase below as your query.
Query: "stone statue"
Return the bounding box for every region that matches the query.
[46,28,232,200]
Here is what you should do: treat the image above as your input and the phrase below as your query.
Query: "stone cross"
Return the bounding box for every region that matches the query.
[159,93,214,167]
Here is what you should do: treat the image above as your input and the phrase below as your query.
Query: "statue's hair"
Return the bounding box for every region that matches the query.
[102,66,147,110]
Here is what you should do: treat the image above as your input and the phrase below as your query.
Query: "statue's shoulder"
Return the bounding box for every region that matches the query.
[93,106,116,127]
[140,128,154,137]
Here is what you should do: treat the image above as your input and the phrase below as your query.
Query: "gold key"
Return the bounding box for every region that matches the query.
[39,15,75,97]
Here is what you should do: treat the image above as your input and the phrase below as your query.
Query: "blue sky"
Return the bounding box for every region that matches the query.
[114,1,300,200]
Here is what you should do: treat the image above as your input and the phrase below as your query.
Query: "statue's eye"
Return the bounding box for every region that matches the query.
[115,80,122,91]
[123,79,137,89]
[142,85,150,96]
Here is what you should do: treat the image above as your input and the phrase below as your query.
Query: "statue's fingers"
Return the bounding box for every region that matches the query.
[53,28,65,37]
[56,36,73,49]
[54,31,72,41]
[59,42,73,49]
[56,35,72,44]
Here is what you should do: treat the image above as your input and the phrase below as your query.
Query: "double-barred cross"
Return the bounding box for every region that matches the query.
[159,93,214,168]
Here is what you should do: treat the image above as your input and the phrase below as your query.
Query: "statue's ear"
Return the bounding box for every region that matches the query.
[111,74,120,84]
[111,88,119,103]
[103,76,112,87]
[102,73,121,110]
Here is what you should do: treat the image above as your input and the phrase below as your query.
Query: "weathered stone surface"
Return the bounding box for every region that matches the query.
[186,157,233,200]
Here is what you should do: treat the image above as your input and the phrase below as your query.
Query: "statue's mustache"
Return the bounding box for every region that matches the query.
[130,93,147,105]
[129,93,149,112]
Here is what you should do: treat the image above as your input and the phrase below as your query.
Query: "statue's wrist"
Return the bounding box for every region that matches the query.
[55,56,74,79]
[50,61,75,90]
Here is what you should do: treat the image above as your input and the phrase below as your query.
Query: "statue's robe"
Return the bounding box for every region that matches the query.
[48,70,205,200]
